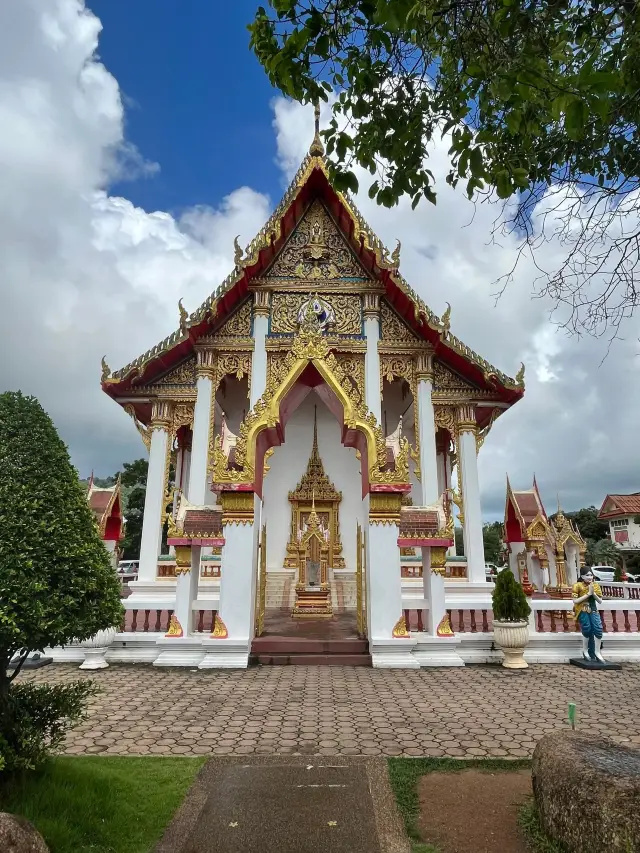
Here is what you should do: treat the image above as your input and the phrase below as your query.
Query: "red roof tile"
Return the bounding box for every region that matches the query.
[513,491,541,524]
[598,493,640,518]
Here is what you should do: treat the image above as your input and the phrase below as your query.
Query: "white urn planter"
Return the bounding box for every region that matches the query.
[79,627,117,670]
[493,620,529,669]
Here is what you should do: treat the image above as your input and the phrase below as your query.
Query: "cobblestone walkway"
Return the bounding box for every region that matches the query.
[24,664,640,758]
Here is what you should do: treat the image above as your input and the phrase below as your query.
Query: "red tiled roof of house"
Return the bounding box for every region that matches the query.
[513,491,542,524]
[598,493,640,518]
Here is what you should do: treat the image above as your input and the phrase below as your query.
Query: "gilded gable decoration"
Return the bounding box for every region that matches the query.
[433,361,478,394]
[213,299,252,338]
[267,200,368,282]
[380,301,420,344]
[270,292,362,336]
[157,358,197,387]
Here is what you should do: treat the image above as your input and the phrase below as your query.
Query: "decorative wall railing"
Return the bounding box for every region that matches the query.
[402,598,640,635]
[120,609,218,633]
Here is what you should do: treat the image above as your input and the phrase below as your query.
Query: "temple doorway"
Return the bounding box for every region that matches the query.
[252,392,370,662]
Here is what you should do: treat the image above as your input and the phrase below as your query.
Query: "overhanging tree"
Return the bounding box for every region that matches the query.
[0,392,123,771]
[250,0,640,335]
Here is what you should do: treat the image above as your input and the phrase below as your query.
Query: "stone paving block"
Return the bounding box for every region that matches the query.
[18,663,640,760]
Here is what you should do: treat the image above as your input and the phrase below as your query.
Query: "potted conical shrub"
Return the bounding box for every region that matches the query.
[492,570,531,669]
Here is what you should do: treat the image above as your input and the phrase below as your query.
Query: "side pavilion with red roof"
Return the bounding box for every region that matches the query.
[100,122,525,668]
[87,474,124,569]
[505,476,585,595]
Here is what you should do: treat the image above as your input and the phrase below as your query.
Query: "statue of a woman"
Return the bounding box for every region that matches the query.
[572,568,605,662]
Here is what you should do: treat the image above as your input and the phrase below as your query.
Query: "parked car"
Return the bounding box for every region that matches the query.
[117,560,139,575]
[590,566,616,583]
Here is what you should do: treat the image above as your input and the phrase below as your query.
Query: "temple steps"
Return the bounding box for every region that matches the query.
[249,637,371,667]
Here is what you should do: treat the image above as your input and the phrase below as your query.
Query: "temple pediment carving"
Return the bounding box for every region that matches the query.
[265,199,370,284]
[433,360,480,394]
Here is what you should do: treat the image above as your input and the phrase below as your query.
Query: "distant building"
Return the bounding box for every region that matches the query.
[598,493,640,569]
[87,474,124,568]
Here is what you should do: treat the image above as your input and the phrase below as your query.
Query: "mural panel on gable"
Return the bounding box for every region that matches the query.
[266,200,369,283]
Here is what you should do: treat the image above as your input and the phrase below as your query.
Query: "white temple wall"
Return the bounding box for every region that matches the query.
[261,393,364,572]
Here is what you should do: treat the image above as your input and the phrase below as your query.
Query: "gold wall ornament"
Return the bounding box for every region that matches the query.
[158,356,198,387]
[436,613,454,637]
[380,301,420,343]
[124,403,152,451]
[392,615,410,638]
[214,352,252,394]
[211,613,228,638]
[267,199,368,282]
[263,447,274,476]
[476,407,503,452]
[369,491,403,524]
[174,545,191,576]
[270,292,362,336]
[334,353,365,403]
[430,546,448,575]
[210,326,407,489]
[449,486,465,528]
[213,299,252,338]
[178,298,189,334]
[219,490,255,524]
[165,614,183,638]
[172,402,195,433]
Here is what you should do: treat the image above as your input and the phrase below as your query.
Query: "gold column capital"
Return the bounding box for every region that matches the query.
[415,350,434,382]
[219,490,255,525]
[151,400,174,431]
[456,404,477,434]
[253,289,271,318]
[174,545,192,575]
[195,348,216,379]
[363,293,380,319]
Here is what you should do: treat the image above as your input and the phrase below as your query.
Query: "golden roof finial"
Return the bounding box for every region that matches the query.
[309,100,325,157]
[178,298,189,334]
[516,362,525,387]
[101,356,111,383]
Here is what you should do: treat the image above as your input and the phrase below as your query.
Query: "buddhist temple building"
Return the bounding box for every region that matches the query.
[504,477,585,596]
[87,474,124,568]
[99,110,525,667]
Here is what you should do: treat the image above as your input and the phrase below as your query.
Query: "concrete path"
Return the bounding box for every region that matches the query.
[22,663,640,758]
[153,756,409,853]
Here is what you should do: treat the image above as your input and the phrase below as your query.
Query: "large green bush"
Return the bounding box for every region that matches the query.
[0,392,123,772]
[492,569,531,622]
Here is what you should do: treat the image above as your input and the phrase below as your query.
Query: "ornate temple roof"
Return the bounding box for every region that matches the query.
[599,493,640,519]
[102,132,525,428]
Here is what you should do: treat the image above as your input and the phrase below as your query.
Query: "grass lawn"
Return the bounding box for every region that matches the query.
[0,756,205,853]
[387,756,532,853]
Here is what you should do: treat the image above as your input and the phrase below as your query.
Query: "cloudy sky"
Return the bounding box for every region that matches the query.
[0,0,636,519]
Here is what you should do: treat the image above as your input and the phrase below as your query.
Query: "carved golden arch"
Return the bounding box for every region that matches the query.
[211,329,409,498]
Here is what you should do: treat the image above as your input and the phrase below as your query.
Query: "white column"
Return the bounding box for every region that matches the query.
[366,494,418,667]
[200,492,259,668]
[457,405,485,583]
[363,295,381,423]
[422,548,447,635]
[416,352,438,506]
[250,292,270,408]
[189,355,215,504]
[173,545,200,635]
[138,402,172,583]
[436,453,446,498]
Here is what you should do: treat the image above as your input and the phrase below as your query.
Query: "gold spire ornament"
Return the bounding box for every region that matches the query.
[440,302,451,337]
[101,356,111,382]
[516,362,525,387]
[233,235,244,266]
[178,298,189,334]
[309,100,325,157]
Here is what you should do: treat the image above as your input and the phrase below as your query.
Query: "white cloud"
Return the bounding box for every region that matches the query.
[0,0,636,518]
